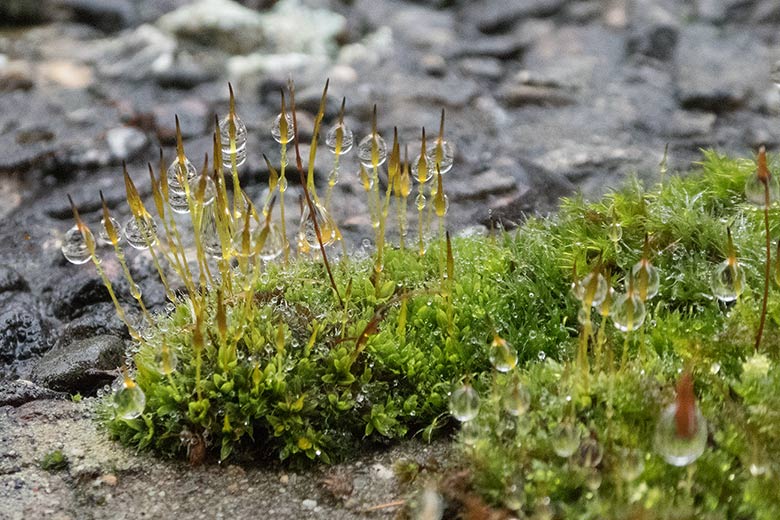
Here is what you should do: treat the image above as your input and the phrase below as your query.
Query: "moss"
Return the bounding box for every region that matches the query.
[40,450,68,471]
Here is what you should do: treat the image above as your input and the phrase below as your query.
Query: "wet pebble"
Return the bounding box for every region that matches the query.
[32,334,125,393]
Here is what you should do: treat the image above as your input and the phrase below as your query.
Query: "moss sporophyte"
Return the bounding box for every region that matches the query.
[63,82,780,516]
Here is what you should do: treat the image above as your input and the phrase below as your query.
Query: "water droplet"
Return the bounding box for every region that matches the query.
[123,216,158,249]
[426,140,455,175]
[488,336,517,373]
[168,189,190,214]
[357,134,387,168]
[502,377,530,416]
[433,193,449,217]
[749,461,768,476]
[745,170,779,207]
[114,381,146,420]
[219,114,248,167]
[167,157,197,195]
[572,272,608,308]
[271,113,294,144]
[298,202,337,250]
[631,260,660,301]
[98,217,122,245]
[584,470,602,491]
[155,345,178,375]
[537,351,546,362]
[608,221,622,243]
[190,176,216,207]
[61,225,93,264]
[710,362,721,375]
[574,438,603,468]
[616,447,645,481]
[653,403,707,466]
[257,223,285,262]
[459,419,480,446]
[610,293,646,332]
[325,122,354,155]
[449,384,480,422]
[411,153,433,184]
[551,423,580,458]
[710,260,745,302]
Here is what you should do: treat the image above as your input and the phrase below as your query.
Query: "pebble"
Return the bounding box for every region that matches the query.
[301,499,317,510]
[105,126,147,162]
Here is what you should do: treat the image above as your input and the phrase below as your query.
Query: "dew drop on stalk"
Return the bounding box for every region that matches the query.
[654,372,707,466]
[123,216,158,249]
[631,259,660,301]
[257,223,285,262]
[745,174,779,207]
[98,217,122,245]
[357,134,387,168]
[114,379,146,420]
[537,350,546,362]
[433,192,449,217]
[62,225,93,264]
[298,202,337,250]
[459,418,480,446]
[610,292,646,332]
[411,154,433,184]
[572,272,608,308]
[502,376,530,416]
[710,260,745,302]
[271,113,294,144]
[218,114,248,167]
[325,122,354,154]
[575,438,603,468]
[449,384,480,422]
[426,140,455,175]
[488,335,517,373]
[552,422,580,458]
[168,190,190,214]
[189,176,216,207]
[166,157,197,195]
[155,343,178,375]
[616,447,645,481]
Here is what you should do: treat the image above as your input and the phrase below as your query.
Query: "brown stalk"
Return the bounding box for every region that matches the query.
[755,145,771,351]
[287,78,343,309]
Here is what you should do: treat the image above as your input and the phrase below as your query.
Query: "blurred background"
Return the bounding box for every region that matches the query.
[2,0,780,384]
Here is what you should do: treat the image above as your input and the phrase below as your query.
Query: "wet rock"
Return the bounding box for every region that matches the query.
[0,380,65,407]
[157,0,266,55]
[0,293,49,364]
[500,84,576,107]
[0,267,29,294]
[626,0,679,61]
[49,269,112,321]
[0,0,49,26]
[449,164,518,201]
[388,6,455,51]
[58,303,129,342]
[0,60,34,93]
[106,126,148,163]
[675,24,770,113]
[152,97,211,144]
[451,33,528,60]
[458,57,504,80]
[462,0,566,33]
[153,52,219,89]
[664,110,717,138]
[32,334,125,393]
[55,0,138,33]
[94,24,177,81]
[537,142,643,182]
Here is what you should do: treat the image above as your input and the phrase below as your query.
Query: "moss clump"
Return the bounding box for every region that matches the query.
[40,450,69,471]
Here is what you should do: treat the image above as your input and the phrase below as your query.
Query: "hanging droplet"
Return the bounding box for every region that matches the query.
[61,225,93,264]
[168,190,190,214]
[459,419,481,446]
[572,272,608,308]
[123,216,158,249]
[551,422,581,458]
[167,157,197,195]
[449,384,480,422]
[114,379,146,420]
[219,114,248,167]
[411,153,433,184]
[537,350,546,362]
[425,140,455,175]
[155,344,178,375]
[616,447,645,481]
[298,202,337,250]
[189,176,216,207]
[271,113,294,144]
[710,260,745,302]
[574,438,603,468]
[98,217,122,245]
[488,335,517,372]
[502,376,530,416]
[357,134,387,168]
[257,223,285,262]
[631,260,660,301]
[610,292,646,332]
[608,221,622,243]
[653,402,707,466]
[325,121,354,155]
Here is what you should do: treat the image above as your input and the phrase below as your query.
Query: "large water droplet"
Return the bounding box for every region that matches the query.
[257,223,285,262]
[61,225,93,264]
[155,345,178,375]
[114,381,146,420]
[616,447,645,481]
[219,114,248,167]
[325,122,354,155]
[710,260,745,302]
[459,418,480,446]
[502,377,530,416]
[298,202,337,250]
[271,113,294,144]
[574,438,603,468]
[745,173,779,207]
[357,134,387,168]
[426,140,455,175]
[190,176,216,207]
[653,403,707,466]
[168,190,190,214]
[552,423,580,458]
[488,336,517,373]
[167,157,197,195]
[98,217,122,245]
[572,272,608,308]
[631,260,660,301]
[411,154,433,184]
[449,384,480,422]
[123,216,158,249]
[610,292,646,332]
[608,221,622,243]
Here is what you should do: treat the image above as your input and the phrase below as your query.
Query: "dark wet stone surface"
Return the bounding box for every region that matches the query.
[1,0,780,391]
[32,334,125,393]
[0,380,65,407]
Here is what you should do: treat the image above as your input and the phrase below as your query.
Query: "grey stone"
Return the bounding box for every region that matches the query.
[157,0,266,54]
[0,266,29,294]
[0,292,50,364]
[462,0,566,33]
[32,334,125,393]
[0,380,65,407]
[451,33,528,60]
[106,127,148,163]
[458,57,504,80]
[500,84,576,107]
[449,165,518,201]
[675,24,771,113]
[626,0,680,61]
[48,269,113,321]
[664,110,717,138]
[0,0,49,25]
[55,0,138,33]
